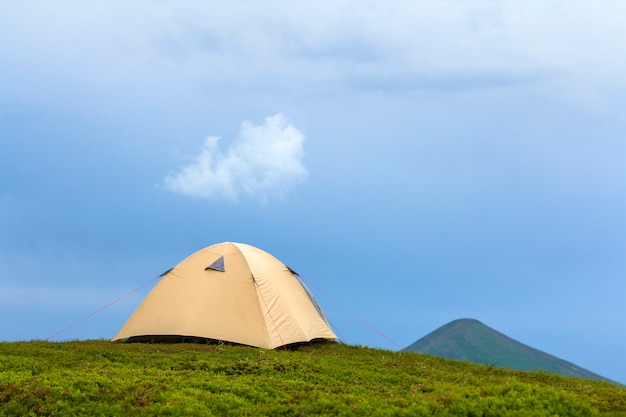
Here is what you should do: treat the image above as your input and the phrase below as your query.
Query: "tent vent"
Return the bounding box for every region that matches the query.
[205,256,225,272]
[159,268,174,277]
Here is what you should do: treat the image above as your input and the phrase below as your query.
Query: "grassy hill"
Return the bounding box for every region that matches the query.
[403,318,615,383]
[1,340,625,416]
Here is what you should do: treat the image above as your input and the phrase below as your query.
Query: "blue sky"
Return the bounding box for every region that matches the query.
[1,1,625,383]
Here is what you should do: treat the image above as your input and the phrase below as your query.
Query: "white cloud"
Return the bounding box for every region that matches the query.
[3,1,626,108]
[163,113,308,200]
[144,1,626,92]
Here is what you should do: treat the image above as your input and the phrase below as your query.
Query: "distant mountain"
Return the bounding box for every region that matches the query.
[403,318,615,383]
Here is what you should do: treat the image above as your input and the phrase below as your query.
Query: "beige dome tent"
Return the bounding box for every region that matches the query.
[112,242,336,349]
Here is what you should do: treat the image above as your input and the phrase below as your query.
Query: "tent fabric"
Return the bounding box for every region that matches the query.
[112,242,336,349]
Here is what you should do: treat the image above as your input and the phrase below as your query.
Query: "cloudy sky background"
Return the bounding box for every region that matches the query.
[1,1,625,383]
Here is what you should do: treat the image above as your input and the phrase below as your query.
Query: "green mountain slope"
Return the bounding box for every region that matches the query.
[1,340,625,416]
[403,318,615,383]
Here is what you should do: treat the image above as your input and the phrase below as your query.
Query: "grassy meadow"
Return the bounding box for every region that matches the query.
[1,340,625,416]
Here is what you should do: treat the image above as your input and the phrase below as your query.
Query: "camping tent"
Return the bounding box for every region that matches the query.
[112,242,336,349]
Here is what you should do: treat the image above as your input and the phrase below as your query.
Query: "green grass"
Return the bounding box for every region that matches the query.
[1,340,625,416]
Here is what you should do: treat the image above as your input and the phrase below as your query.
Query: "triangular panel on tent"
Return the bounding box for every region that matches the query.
[112,242,336,349]
[205,256,225,272]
